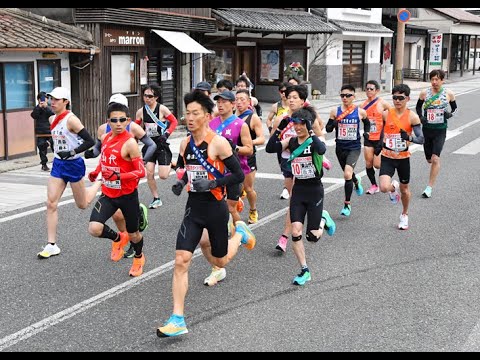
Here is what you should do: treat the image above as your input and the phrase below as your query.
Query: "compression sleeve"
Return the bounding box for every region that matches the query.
[449,100,458,116]
[74,128,95,154]
[325,118,336,133]
[416,99,425,117]
[139,134,157,161]
[165,113,178,135]
[90,138,102,158]
[265,129,283,153]
[119,157,146,181]
[411,124,424,145]
[214,155,245,187]
[310,135,326,155]
[362,117,371,133]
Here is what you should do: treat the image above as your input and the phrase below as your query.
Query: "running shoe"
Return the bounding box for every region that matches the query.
[37,243,61,259]
[354,174,364,196]
[235,221,256,250]
[280,187,290,200]
[149,198,162,209]
[138,203,149,232]
[111,232,129,262]
[340,204,351,217]
[236,198,244,213]
[366,184,380,195]
[204,267,227,286]
[276,235,288,252]
[322,210,336,236]
[422,186,432,198]
[248,209,258,224]
[293,268,311,286]
[398,213,409,230]
[124,244,135,259]
[389,180,401,205]
[157,314,188,338]
[241,189,247,198]
[129,253,145,277]
[322,156,332,171]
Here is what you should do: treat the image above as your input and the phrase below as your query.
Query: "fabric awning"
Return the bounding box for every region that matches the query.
[152,30,213,54]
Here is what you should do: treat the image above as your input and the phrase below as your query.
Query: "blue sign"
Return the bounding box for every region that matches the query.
[397,9,411,23]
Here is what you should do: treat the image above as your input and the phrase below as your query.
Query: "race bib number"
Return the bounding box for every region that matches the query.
[52,134,69,153]
[338,123,358,141]
[427,108,444,124]
[370,121,377,134]
[186,164,209,192]
[385,134,407,152]
[145,123,160,137]
[291,156,315,179]
[102,165,121,189]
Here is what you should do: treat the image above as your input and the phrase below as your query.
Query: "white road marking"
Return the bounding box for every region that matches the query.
[453,137,480,155]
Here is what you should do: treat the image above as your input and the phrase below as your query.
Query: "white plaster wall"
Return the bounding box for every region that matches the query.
[327,8,383,23]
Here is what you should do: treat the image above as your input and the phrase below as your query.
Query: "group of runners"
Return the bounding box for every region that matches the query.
[34,68,456,338]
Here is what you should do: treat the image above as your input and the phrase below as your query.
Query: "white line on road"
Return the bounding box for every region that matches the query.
[453,137,480,155]
[0,181,344,351]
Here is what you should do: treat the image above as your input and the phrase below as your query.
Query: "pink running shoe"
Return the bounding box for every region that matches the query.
[275,235,288,252]
[322,157,332,171]
[366,184,379,194]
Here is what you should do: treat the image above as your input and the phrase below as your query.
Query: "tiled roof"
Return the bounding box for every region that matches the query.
[330,20,394,35]
[0,8,97,52]
[432,8,480,24]
[212,8,338,34]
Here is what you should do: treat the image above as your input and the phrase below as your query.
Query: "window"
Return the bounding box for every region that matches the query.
[111,53,137,94]
[203,49,233,89]
[4,63,34,110]
[37,60,61,94]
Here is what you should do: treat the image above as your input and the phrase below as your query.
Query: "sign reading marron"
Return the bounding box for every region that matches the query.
[104,29,145,47]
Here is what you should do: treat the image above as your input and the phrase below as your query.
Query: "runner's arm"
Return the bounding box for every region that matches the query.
[265,129,288,153]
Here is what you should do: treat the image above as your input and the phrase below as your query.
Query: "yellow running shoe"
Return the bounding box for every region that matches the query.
[248,209,258,224]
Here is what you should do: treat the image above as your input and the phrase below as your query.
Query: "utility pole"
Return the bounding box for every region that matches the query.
[394,8,407,85]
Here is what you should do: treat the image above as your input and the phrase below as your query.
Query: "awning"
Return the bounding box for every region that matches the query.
[404,35,423,44]
[330,20,393,38]
[152,30,213,54]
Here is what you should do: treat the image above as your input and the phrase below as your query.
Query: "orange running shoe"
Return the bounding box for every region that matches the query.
[111,232,129,262]
[129,254,145,277]
[236,198,244,213]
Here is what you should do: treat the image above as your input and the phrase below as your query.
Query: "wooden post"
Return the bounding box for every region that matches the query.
[394,8,406,85]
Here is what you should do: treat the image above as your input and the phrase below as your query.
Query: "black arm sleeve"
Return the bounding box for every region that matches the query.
[325,118,336,133]
[214,155,245,187]
[310,135,326,155]
[416,99,425,117]
[175,152,185,169]
[411,124,424,145]
[450,100,458,116]
[74,128,95,154]
[362,117,371,133]
[139,134,157,162]
[265,130,283,153]
[91,138,102,158]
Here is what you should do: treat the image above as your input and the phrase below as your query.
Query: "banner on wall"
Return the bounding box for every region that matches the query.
[429,34,443,67]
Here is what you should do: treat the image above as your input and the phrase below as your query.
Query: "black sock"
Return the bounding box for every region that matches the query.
[132,238,144,257]
[366,167,376,186]
[100,225,119,241]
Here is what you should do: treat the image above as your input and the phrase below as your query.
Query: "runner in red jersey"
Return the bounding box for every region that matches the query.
[88,101,146,277]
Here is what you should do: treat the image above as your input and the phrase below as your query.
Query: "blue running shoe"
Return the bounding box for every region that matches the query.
[157,314,188,338]
[355,174,364,196]
[293,269,311,286]
[422,186,432,198]
[235,221,256,250]
[322,210,336,236]
[340,204,351,217]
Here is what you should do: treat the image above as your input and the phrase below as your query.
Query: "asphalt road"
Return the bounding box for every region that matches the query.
[1,87,480,351]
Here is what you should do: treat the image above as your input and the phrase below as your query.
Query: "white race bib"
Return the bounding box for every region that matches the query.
[427,108,444,124]
[291,156,316,179]
[102,165,121,189]
[338,123,358,141]
[145,123,160,137]
[385,134,407,152]
[186,164,209,192]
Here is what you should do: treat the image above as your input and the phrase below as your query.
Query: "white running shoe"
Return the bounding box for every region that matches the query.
[398,213,409,230]
[204,267,226,286]
[37,243,61,259]
[149,198,163,209]
[389,180,401,205]
[280,187,290,200]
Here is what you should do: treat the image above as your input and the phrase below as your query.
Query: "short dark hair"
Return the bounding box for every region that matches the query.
[392,83,411,97]
[429,69,445,80]
[285,84,308,101]
[341,84,356,93]
[235,89,250,98]
[279,82,290,91]
[184,90,215,114]
[142,85,160,98]
[366,80,380,90]
[288,76,300,85]
[236,76,250,88]
[291,106,317,124]
[107,102,129,117]
[216,79,233,91]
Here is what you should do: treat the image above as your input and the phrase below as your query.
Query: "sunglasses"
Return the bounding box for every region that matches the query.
[279,89,286,94]
[392,95,407,101]
[340,93,354,98]
[143,94,155,99]
[109,117,128,123]
[365,87,376,91]
[290,117,306,124]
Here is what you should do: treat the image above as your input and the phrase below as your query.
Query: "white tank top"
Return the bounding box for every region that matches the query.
[51,112,83,160]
